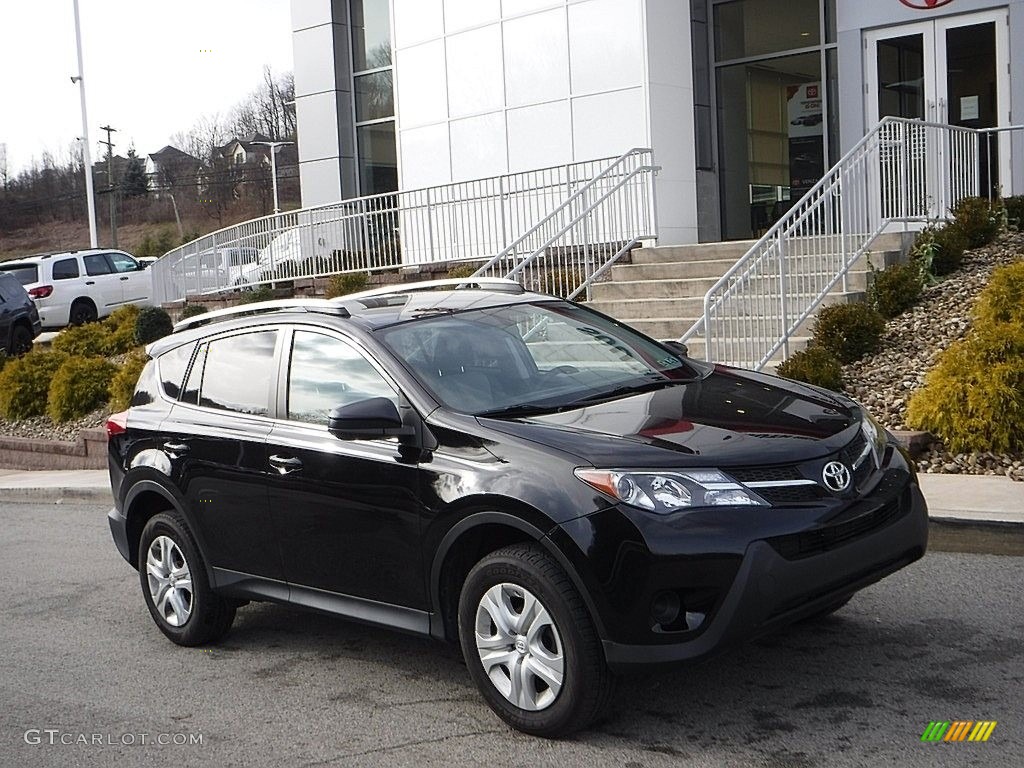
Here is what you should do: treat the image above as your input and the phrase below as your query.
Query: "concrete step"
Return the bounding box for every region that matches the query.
[681,335,813,365]
[592,269,873,300]
[590,289,865,321]
[631,240,758,264]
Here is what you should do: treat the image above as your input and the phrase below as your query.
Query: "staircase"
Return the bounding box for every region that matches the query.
[589,232,913,363]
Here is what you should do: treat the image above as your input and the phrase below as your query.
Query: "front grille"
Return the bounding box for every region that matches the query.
[756,485,828,505]
[841,431,869,468]
[767,493,906,560]
[729,465,803,484]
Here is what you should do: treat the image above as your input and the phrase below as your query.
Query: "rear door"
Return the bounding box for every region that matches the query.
[81,253,123,312]
[159,328,285,584]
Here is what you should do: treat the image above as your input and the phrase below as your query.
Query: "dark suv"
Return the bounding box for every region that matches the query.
[107,280,928,736]
[0,271,42,355]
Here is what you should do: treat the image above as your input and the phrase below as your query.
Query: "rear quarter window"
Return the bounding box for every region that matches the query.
[158,343,197,399]
[1,264,39,286]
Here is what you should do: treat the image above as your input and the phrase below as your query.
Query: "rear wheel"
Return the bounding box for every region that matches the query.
[458,543,615,737]
[9,324,33,355]
[69,299,97,325]
[138,511,235,646]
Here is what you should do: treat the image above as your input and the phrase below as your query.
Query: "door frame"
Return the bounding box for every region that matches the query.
[863,8,1012,195]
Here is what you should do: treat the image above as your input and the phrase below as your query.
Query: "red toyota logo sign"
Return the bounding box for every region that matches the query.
[899,0,953,8]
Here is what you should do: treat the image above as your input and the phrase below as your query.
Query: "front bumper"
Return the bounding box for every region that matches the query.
[600,483,927,671]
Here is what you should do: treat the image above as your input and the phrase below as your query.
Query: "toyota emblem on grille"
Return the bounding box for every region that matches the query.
[822,461,852,492]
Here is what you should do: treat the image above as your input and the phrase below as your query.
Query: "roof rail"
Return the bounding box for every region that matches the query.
[172,299,350,333]
[343,277,525,302]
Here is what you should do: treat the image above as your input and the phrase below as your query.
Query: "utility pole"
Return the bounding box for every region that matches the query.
[71,0,98,248]
[100,124,117,247]
[252,140,294,215]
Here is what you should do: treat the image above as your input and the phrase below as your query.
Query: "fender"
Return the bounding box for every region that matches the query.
[427,510,609,642]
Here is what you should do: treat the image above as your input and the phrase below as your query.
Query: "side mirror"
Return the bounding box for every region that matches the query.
[663,340,689,358]
[327,397,412,440]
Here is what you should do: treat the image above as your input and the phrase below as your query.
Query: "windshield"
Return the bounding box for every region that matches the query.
[1,264,39,285]
[378,301,705,416]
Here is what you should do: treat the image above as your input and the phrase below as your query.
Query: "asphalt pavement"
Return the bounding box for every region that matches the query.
[1,501,1021,768]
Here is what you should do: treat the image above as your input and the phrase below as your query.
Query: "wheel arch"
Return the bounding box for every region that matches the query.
[429,510,608,644]
[123,480,213,584]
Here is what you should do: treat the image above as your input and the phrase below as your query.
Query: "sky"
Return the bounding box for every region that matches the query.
[0,0,294,176]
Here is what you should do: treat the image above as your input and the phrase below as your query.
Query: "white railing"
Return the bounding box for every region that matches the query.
[678,117,1017,370]
[473,148,659,299]
[150,150,656,305]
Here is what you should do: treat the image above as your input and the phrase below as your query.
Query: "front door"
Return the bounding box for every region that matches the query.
[864,10,1011,200]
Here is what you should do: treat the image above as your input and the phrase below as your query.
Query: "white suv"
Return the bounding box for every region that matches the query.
[1,249,153,328]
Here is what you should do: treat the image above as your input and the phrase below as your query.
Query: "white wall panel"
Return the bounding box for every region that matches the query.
[446,25,505,117]
[400,123,452,188]
[507,101,572,171]
[568,0,644,94]
[293,24,340,96]
[571,87,646,161]
[395,40,449,127]
[393,0,444,48]
[503,8,569,106]
[502,0,561,15]
[450,112,508,180]
[444,0,501,32]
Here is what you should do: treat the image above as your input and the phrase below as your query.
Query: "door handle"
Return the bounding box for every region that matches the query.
[85,281,95,285]
[119,276,129,281]
[269,455,303,474]
[163,442,190,456]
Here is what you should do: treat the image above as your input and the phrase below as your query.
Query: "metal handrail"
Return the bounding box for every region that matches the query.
[679,117,1017,369]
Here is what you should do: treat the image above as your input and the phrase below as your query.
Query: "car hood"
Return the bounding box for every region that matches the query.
[478,367,861,467]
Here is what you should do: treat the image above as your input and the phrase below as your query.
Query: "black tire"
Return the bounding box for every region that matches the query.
[802,595,852,622]
[9,324,33,356]
[137,511,235,646]
[458,543,615,737]
[69,299,98,326]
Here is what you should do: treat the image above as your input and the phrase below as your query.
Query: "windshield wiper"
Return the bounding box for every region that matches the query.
[564,378,683,408]
[475,403,564,419]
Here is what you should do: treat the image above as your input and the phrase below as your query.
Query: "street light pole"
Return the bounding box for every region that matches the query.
[252,141,293,215]
[71,0,98,248]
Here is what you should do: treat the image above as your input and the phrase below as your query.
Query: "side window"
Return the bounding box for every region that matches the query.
[109,252,140,273]
[52,258,80,280]
[181,344,206,406]
[158,343,196,399]
[83,254,113,276]
[199,331,278,416]
[287,331,397,425]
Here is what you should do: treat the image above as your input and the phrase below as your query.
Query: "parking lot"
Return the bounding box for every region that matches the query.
[2,501,1021,767]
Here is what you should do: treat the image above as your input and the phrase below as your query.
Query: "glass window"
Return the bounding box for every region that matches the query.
[355,71,395,122]
[108,252,139,273]
[357,122,398,195]
[199,332,277,415]
[2,263,39,285]
[287,332,397,425]
[159,343,196,400]
[181,345,205,406]
[351,0,392,72]
[83,254,113,276]
[714,0,820,61]
[876,34,925,120]
[52,258,79,280]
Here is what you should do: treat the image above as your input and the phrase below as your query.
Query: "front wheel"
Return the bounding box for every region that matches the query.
[458,543,615,737]
[138,511,235,646]
[9,324,33,355]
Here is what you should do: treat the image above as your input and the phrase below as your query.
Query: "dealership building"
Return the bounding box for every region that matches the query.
[290,0,1022,246]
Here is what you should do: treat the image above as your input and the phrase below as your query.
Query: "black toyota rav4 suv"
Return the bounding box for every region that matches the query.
[107,280,928,737]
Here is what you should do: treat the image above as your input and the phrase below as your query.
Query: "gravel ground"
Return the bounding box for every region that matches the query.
[0,406,109,442]
[844,230,1024,481]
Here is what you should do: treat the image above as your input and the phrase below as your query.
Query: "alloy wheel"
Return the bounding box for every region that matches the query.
[146,535,193,627]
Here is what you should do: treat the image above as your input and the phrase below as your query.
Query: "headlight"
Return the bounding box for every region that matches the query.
[860,409,887,466]
[575,468,768,513]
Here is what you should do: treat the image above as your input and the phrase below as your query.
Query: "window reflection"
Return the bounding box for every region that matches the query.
[199,332,277,416]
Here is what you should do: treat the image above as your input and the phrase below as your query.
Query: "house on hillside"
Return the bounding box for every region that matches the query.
[147,146,204,192]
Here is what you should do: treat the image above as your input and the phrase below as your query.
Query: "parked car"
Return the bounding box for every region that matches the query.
[106,279,928,737]
[170,247,261,295]
[135,256,159,269]
[0,270,42,354]
[0,249,152,328]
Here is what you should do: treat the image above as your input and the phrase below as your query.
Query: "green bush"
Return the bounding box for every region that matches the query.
[867,261,922,318]
[134,306,174,345]
[237,285,275,304]
[446,264,478,279]
[907,326,1024,453]
[46,357,118,422]
[0,351,68,420]
[974,260,1024,327]
[775,346,844,391]
[179,304,208,320]
[0,350,6,372]
[135,228,178,259]
[109,353,149,411]
[810,303,885,364]
[914,224,968,277]
[325,272,370,299]
[951,196,1002,248]
[51,323,110,357]
[102,304,142,355]
[1003,196,1024,232]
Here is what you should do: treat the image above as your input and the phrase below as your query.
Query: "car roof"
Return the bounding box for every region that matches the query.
[1,248,126,265]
